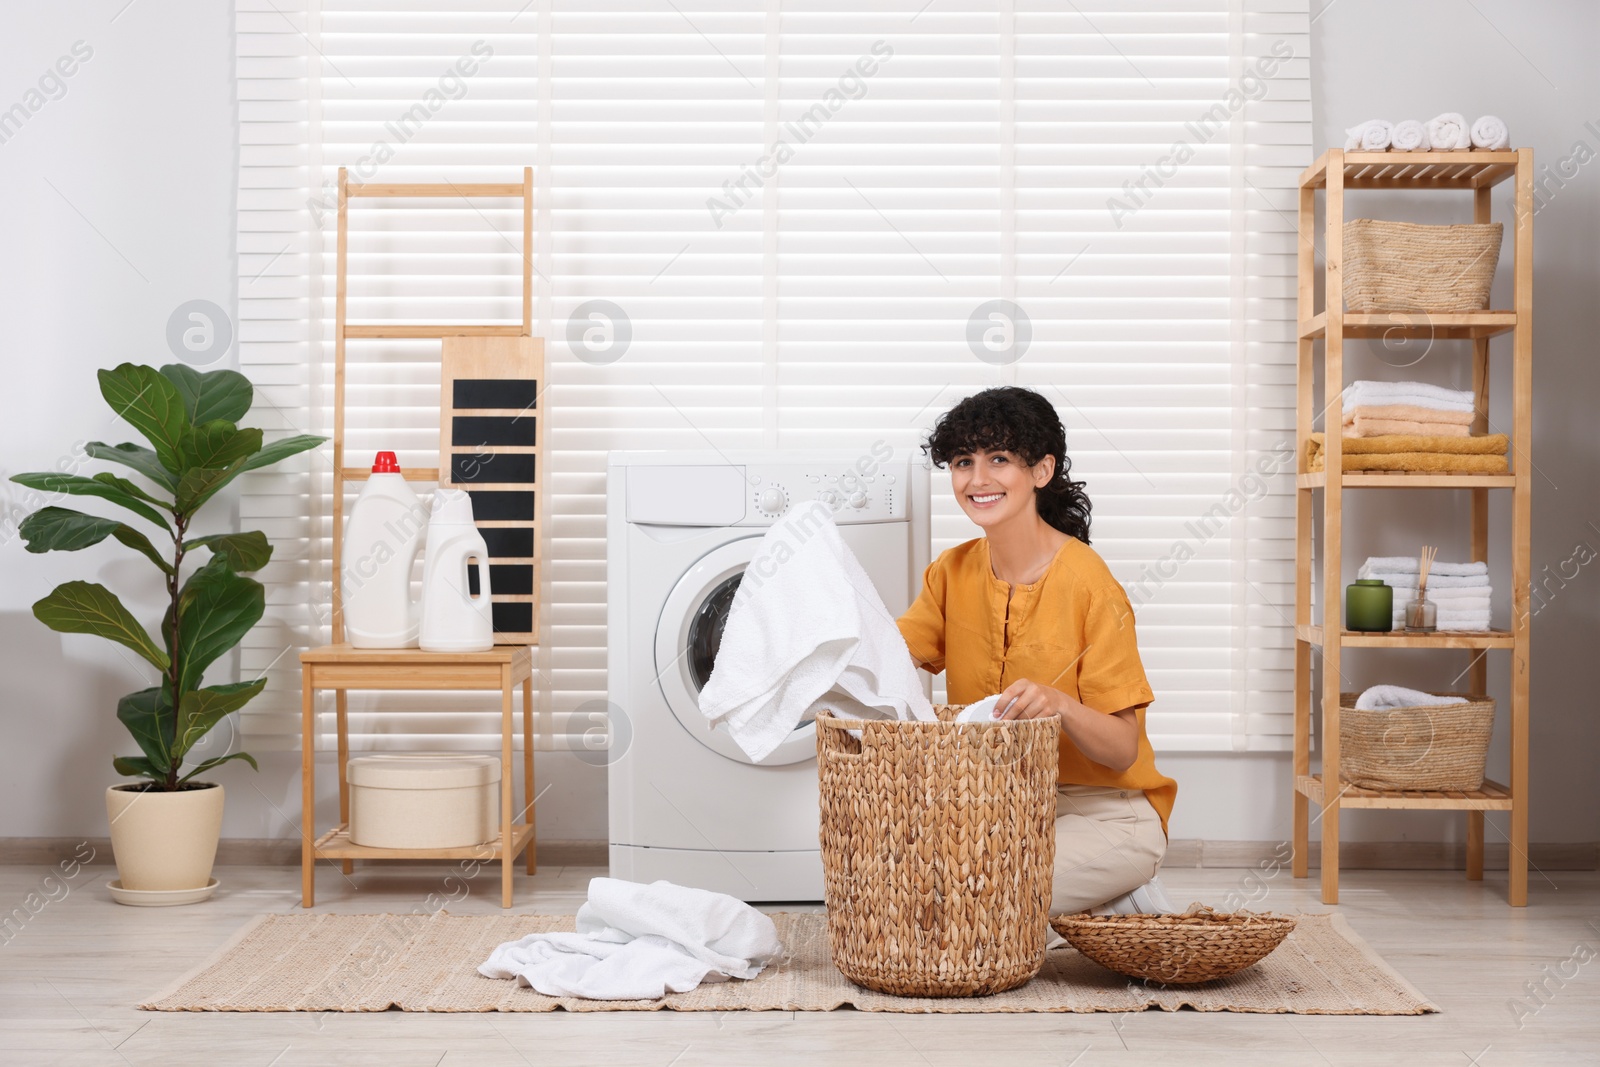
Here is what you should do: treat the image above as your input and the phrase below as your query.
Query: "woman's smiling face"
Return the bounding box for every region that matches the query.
[950,448,1055,529]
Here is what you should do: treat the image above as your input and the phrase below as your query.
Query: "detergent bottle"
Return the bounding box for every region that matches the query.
[419,488,495,652]
[340,452,425,648]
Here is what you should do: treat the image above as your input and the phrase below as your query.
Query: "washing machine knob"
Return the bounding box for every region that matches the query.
[758,487,787,515]
[847,490,869,509]
[818,490,838,507]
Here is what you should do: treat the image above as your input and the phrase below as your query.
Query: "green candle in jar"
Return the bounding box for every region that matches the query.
[1346,579,1393,632]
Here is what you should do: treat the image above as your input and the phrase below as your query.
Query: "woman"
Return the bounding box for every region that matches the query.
[897,386,1176,915]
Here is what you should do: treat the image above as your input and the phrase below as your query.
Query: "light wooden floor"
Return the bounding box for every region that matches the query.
[3,861,1597,1066]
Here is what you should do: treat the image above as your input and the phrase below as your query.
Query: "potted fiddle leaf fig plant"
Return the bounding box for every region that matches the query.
[11,363,324,900]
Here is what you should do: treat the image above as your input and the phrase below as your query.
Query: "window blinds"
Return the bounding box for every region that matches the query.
[235,0,1309,754]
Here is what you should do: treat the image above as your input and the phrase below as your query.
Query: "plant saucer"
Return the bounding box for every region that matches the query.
[107,877,219,907]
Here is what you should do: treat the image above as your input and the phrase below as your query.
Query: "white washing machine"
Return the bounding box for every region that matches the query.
[606,449,930,901]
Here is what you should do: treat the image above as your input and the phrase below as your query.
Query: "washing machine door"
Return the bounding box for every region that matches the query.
[653,536,817,766]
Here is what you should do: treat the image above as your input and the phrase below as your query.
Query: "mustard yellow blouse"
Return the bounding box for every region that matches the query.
[896,536,1177,833]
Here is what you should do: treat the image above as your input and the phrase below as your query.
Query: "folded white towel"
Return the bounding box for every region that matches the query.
[1345,119,1394,151]
[698,502,935,762]
[478,878,783,1000]
[1393,613,1492,632]
[1391,119,1431,152]
[1471,115,1510,150]
[1362,583,1490,603]
[1342,380,1476,413]
[1355,685,1468,711]
[1361,556,1488,578]
[1362,572,1490,590]
[1390,593,1490,609]
[1425,112,1473,151]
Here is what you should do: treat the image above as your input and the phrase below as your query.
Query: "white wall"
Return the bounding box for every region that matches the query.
[1,0,1594,851]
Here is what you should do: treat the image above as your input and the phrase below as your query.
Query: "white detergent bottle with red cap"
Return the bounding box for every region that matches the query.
[341,451,425,648]
[419,488,495,652]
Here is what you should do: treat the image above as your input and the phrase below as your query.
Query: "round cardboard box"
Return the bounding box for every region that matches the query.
[347,754,501,849]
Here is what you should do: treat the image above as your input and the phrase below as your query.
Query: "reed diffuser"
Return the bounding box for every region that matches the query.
[1405,545,1438,632]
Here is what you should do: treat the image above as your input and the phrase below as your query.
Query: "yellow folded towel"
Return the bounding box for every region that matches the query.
[1342,404,1475,438]
[1307,434,1510,474]
[1310,432,1508,455]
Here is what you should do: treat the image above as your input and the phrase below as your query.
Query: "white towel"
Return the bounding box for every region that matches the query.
[1360,582,1490,602]
[1360,556,1488,578]
[1470,115,1510,150]
[1342,380,1475,413]
[698,501,935,762]
[1391,119,1431,152]
[1355,685,1468,711]
[1345,119,1394,151]
[1362,572,1490,590]
[478,878,782,1000]
[1425,112,1473,151]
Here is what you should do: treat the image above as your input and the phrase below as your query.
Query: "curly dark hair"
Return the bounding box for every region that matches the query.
[924,386,1092,544]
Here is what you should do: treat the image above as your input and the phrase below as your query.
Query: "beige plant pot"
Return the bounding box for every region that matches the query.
[105,782,224,893]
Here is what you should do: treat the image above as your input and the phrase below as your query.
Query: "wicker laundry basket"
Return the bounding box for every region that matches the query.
[1338,691,1495,791]
[1344,218,1502,312]
[816,705,1058,997]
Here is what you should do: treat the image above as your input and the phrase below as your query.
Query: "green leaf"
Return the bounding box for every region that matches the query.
[94,471,168,508]
[179,751,259,784]
[184,530,273,573]
[85,441,179,492]
[180,421,262,472]
[174,555,264,695]
[160,364,253,426]
[175,456,250,515]
[173,680,265,761]
[112,756,166,781]
[9,471,172,530]
[33,581,169,671]
[239,433,327,474]
[115,686,174,774]
[97,364,187,473]
[17,507,173,574]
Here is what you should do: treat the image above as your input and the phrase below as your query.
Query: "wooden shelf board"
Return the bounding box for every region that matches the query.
[1297,774,1513,810]
[1299,150,1521,190]
[339,467,440,483]
[313,822,535,861]
[344,324,527,339]
[1298,311,1517,340]
[1298,471,1517,490]
[1296,624,1515,649]
[301,642,531,665]
[346,182,525,199]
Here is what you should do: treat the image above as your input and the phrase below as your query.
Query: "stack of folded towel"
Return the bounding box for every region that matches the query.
[1358,556,1492,631]
[1344,113,1510,152]
[1343,380,1476,437]
[1307,432,1509,475]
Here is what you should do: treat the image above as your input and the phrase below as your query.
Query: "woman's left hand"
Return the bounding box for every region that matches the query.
[993,678,1067,724]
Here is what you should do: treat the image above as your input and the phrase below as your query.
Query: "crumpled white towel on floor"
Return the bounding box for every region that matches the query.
[477,878,782,1000]
[1355,685,1469,711]
[1426,112,1473,151]
[698,500,935,762]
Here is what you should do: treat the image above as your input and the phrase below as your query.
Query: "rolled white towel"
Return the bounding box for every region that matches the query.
[1425,112,1473,151]
[1470,115,1510,150]
[1355,685,1468,711]
[1391,119,1431,152]
[1346,119,1394,151]
[1360,556,1488,578]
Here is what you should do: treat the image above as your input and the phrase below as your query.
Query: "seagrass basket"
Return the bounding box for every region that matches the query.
[1051,905,1296,985]
[1344,218,1502,313]
[1338,691,1494,792]
[815,705,1058,997]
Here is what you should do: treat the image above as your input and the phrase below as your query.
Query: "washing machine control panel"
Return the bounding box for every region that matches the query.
[742,455,907,525]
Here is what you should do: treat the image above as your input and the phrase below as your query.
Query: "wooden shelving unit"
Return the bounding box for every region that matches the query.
[1292,149,1533,906]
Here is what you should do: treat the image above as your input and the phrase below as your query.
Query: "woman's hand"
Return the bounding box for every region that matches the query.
[994,678,1140,772]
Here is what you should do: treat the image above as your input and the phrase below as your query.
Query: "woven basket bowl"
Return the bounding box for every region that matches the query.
[1338,692,1494,792]
[816,704,1058,998]
[1051,906,1297,985]
[1344,218,1502,313]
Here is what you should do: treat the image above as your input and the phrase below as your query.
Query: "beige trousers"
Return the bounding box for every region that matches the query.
[1050,784,1168,914]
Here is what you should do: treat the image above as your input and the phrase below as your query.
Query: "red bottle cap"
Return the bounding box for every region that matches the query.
[371,451,401,474]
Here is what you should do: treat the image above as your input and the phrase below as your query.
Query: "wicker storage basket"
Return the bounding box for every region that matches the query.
[1051,906,1296,985]
[816,705,1058,997]
[1338,691,1494,791]
[1344,218,1502,312]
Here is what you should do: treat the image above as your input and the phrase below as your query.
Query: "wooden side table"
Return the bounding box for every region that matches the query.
[299,643,536,908]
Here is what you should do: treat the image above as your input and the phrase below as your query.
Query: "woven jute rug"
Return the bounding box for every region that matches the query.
[142,911,1435,1015]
